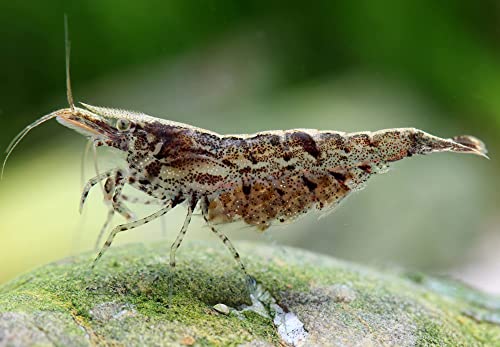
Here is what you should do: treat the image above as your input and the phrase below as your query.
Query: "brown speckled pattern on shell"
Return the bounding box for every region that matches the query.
[3,63,487,289]
[50,104,486,236]
[8,102,487,285]
[73,105,482,232]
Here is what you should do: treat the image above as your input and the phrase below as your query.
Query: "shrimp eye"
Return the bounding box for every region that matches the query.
[116,118,131,132]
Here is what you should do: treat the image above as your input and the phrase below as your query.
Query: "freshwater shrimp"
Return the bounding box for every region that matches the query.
[2,22,488,291]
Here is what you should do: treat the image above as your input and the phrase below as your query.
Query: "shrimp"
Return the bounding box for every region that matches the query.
[2,18,488,296]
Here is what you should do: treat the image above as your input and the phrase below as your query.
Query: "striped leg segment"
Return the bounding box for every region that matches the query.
[92,203,172,268]
[93,172,133,250]
[168,204,195,304]
[110,175,136,221]
[120,195,164,206]
[119,194,167,236]
[92,175,166,249]
[114,193,167,237]
[94,208,114,251]
[169,207,194,270]
[201,198,248,276]
[204,218,248,276]
[80,169,117,213]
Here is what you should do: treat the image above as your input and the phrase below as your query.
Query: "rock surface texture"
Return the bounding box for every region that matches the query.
[0,241,499,346]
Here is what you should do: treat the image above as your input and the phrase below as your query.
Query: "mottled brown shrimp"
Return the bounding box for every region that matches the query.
[2,18,489,299]
[3,100,488,280]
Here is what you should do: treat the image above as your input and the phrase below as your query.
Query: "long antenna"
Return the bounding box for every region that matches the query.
[64,14,75,111]
[1,16,75,180]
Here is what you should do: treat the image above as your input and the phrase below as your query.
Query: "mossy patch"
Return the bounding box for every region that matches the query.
[0,241,499,346]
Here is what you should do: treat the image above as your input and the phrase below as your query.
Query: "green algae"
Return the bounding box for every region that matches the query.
[0,241,499,346]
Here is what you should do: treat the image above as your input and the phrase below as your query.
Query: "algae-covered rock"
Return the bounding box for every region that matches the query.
[0,241,499,346]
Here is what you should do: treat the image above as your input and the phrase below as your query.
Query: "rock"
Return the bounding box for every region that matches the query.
[0,241,499,346]
[213,304,230,315]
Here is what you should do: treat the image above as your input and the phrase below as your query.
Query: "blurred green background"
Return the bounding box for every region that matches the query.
[1,1,499,293]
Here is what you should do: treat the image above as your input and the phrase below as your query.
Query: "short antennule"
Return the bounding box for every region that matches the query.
[64,14,75,111]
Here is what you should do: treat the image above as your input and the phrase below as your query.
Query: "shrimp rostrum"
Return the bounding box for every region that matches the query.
[3,99,488,282]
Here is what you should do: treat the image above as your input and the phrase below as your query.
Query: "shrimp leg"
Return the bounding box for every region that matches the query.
[92,202,173,267]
